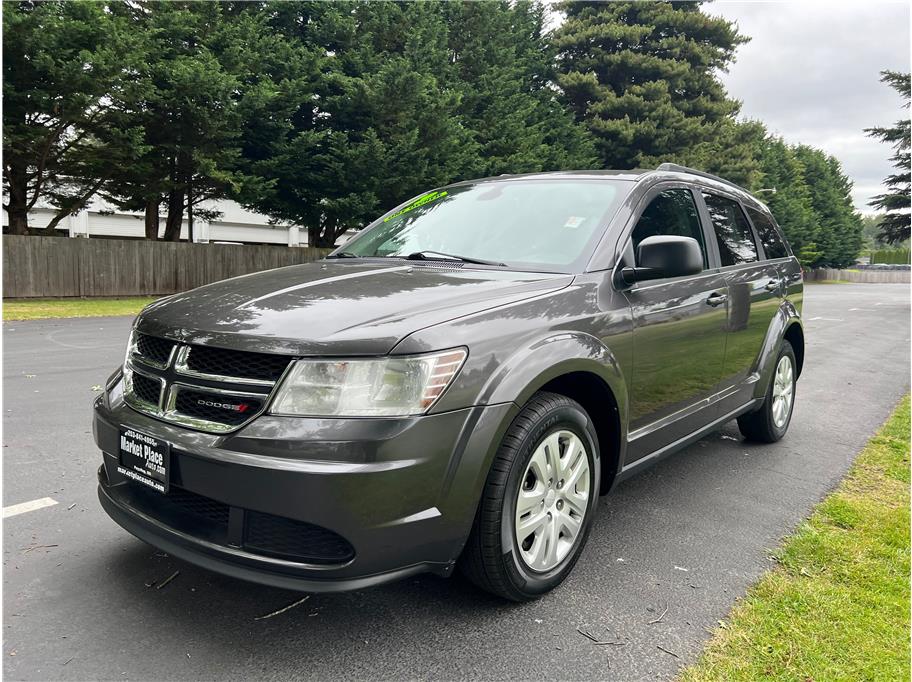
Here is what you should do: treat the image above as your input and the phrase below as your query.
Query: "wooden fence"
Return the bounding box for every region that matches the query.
[3,235,331,298]
[6,236,909,298]
[805,267,911,284]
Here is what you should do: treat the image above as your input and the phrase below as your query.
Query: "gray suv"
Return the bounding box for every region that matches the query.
[95,163,804,601]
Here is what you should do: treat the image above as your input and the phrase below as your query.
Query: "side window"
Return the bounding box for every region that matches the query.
[746,206,789,259]
[630,189,707,269]
[702,193,759,266]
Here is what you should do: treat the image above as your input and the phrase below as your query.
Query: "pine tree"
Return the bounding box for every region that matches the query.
[101,2,273,241]
[237,1,478,248]
[750,135,819,264]
[443,1,595,176]
[865,70,911,245]
[3,1,146,235]
[553,1,746,169]
[793,145,863,268]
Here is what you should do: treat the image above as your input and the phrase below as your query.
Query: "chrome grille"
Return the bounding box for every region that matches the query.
[131,372,163,405]
[185,346,290,383]
[126,370,164,408]
[135,333,176,367]
[123,332,292,433]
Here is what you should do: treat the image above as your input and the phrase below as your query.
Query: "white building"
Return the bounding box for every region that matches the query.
[3,195,310,246]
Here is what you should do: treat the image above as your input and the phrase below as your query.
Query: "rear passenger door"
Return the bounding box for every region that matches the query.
[620,186,729,461]
[746,205,801,294]
[699,192,782,402]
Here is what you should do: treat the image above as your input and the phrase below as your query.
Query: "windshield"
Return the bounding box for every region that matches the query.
[339,179,627,272]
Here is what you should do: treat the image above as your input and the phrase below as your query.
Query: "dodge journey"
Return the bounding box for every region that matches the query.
[95,163,804,601]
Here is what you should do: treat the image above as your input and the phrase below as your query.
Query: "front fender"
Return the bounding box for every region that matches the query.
[753,300,803,401]
[480,332,626,412]
[417,331,632,562]
[479,332,629,480]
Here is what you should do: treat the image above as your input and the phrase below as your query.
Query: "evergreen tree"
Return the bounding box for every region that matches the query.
[238,1,478,248]
[793,145,863,268]
[227,1,350,247]
[865,70,911,245]
[553,1,746,169]
[240,1,597,247]
[335,1,478,227]
[100,1,273,241]
[3,1,146,235]
[749,135,819,264]
[443,1,595,176]
[693,119,765,189]
[5,0,873,258]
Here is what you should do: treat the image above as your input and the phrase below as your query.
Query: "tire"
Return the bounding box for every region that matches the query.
[737,340,797,443]
[458,391,600,601]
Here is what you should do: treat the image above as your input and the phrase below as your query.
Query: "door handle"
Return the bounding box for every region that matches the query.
[764,279,780,292]
[706,292,728,307]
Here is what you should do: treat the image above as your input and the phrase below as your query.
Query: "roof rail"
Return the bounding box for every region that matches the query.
[655,162,747,194]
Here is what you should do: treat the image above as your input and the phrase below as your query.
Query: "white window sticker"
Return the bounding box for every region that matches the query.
[564,216,585,229]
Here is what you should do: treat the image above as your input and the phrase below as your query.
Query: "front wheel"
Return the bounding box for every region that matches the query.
[737,340,797,443]
[458,392,600,601]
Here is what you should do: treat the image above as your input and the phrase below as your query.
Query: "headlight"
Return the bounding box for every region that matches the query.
[269,348,467,417]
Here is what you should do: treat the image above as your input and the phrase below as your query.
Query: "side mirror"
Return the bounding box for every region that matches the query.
[619,235,703,286]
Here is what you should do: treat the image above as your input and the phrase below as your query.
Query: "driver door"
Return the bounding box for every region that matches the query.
[620,187,729,462]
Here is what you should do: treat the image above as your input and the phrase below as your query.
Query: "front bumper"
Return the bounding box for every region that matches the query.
[94,387,516,592]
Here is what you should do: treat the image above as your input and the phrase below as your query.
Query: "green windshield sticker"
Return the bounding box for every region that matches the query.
[383,190,448,222]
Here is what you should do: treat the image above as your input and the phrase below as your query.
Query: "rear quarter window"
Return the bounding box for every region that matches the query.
[746,206,790,259]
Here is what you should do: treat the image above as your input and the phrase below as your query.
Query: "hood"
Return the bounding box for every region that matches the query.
[135,260,572,356]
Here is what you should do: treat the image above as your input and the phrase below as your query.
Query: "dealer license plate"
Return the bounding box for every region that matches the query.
[118,428,170,494]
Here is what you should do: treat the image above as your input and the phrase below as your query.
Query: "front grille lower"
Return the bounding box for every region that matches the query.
[166,486,231,525]
[124,482,354,565]
[124,333,294,433]
[246,510,356,563]
[174,389,265,426]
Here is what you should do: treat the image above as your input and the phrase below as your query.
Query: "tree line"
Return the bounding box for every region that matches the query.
[3,0,900,267]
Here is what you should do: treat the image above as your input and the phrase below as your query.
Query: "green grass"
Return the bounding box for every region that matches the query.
[3,296,159,321]
[805,279,852,285]
[681,395,910,682]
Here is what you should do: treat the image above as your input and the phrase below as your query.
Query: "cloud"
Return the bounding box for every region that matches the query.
[710,1,910,213]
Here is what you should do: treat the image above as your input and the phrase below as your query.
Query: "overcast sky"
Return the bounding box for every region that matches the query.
[709,1,910,213]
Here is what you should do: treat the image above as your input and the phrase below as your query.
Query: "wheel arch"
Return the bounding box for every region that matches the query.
[753,301,804,401]
[481,332,629,495]
[538,372,622,495]
[783,321,805,378]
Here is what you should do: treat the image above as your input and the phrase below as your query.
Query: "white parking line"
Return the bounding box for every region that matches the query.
[3,497,58,518]
[807,316,844,322]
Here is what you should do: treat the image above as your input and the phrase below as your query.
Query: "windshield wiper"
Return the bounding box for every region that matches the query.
[403,250,507,267]
[326,251,361,259]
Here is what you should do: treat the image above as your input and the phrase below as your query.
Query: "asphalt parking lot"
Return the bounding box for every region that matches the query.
[3,283,910,681]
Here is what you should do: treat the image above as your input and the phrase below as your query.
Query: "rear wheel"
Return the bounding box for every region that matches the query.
[458,391,600,601]
[737,340,796,443]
